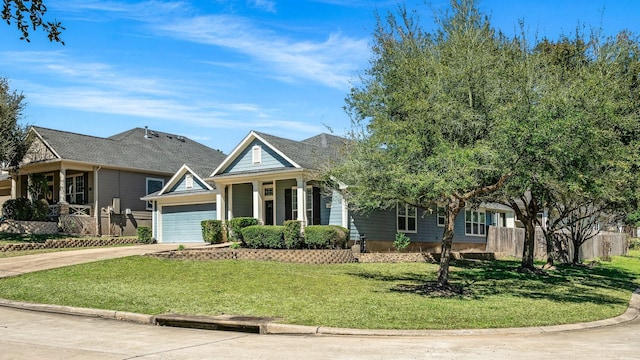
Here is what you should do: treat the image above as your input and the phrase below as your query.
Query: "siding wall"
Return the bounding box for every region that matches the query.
[328,190,344,227]
[232,183,253,217]
[223,139,293,174]
[349,207,489,244]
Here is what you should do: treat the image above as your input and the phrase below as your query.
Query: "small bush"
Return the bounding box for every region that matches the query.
[2,198,34,221]
[227,217,259,243]
[283,220,303,249]
[330,225,349,249]
[629,238,640,250]
[201,220,224,244]
[137,226,153,244]
[393,232,411,252]
[32,199,50,221]
[242,225,285,249]
[304,225,340,249]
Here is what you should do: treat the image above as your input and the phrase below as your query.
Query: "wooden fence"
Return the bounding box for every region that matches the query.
[486,226,628,262]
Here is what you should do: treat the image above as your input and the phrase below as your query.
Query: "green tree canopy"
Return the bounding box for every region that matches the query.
[333,0,516,287]
[0,77,30,169]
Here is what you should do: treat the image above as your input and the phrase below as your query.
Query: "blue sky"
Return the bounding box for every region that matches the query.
[1,0,639,154]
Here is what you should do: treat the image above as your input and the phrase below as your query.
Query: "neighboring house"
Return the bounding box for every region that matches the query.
[3,126,226,236]
[0,171,10,210]
[146,130,516,250]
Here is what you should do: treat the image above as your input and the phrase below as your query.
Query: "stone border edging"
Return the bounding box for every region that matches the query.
[1,288,637,336]
[0,238,141,252]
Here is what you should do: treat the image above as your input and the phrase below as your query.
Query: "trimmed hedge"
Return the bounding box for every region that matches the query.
[227,217,259,243]
[242,225,285,249]
[304,225,348,249]
[283,220,303,249]
[201,220,224,244]
[137,226,153,244]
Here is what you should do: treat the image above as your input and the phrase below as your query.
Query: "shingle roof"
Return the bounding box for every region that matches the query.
[253,131,347,170]
[31,126,226,178]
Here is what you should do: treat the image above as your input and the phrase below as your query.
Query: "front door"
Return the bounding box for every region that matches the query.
[265,200,274,225]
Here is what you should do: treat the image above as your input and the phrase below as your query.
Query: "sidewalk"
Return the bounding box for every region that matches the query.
[0,244,638,336]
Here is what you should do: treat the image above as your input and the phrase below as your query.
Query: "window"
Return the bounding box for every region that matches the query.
[465,209,486,236]
[185,174,193,189]
[66,174,85,204]
[437,206,446,227]
[252,145,262,164]
[291,186,314,225]
[397,204,417,233]
[146,178,164,210]
[264,187,274,197]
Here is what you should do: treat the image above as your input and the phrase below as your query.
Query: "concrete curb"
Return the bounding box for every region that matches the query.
[0,299,154,324]
[1,288,637,336]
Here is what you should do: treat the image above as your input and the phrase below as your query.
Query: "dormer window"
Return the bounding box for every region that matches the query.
[252,145,262,164]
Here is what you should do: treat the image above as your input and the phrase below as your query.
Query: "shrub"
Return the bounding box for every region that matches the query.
[227,217,259,243]
[137,226,153,244]
[32,199,50,221]
[242,225,285,249]
[201,220,224,244]
[330,225,349,249]
[393,232,411,252]
[629,238,640,250]
[2,198,34,221]
[304,225,342,249]
[283,220,303,249]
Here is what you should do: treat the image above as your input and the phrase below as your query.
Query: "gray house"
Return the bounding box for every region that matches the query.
[147,130,516,251]
[3,126,226,236]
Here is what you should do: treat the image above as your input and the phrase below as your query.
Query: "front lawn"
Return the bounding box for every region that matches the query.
[0,252,637,330]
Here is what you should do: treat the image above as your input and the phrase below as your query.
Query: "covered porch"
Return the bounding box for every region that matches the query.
[9,162,102,234]
[213,171,323,228]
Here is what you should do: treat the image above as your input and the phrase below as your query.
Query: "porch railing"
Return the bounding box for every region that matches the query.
[47,204,93,217]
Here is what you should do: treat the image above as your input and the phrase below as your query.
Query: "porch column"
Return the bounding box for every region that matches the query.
[216,186,226,222]
[10,175,17,199]
[26,175,33,200]
[342,195,349,229]
[252,180,262,223]
[58,168,67,204]
[296,177,307,226]
[94,166,101,236]
[227,185,233,220]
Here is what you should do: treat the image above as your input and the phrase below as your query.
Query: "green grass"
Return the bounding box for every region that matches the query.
[0,252,637,330]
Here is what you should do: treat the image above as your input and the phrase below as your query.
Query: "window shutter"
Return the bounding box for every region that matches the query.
[313,187,321,225]
[284,188,292,221]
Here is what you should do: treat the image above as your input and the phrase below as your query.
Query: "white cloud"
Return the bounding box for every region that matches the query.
[54,0,369,89]
[249,0,276,13]
[156,14,369,89]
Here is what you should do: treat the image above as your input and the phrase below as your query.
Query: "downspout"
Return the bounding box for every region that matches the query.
[94,166,101,236]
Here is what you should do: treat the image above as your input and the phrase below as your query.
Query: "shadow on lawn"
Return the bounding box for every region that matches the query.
[350,258,638,305]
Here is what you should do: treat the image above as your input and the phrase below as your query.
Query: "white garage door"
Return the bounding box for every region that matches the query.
[161,203,216,243]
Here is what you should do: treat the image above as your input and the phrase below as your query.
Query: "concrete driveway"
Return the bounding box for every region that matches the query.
[0,245,638,359]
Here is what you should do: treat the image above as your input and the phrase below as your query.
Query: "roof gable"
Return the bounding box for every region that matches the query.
[211,131,347,177]
[159,164,214,195]
[220,138,295,175]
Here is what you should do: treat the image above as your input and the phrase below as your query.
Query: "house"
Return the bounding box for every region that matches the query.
[2,126,226,236]
[147,130,516,250]
[0,171,10,209]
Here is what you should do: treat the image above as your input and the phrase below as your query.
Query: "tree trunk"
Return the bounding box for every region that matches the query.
[437,200,463,287]
[437,220,454,287]
[521,217,536,270]
[544,232,555,268]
